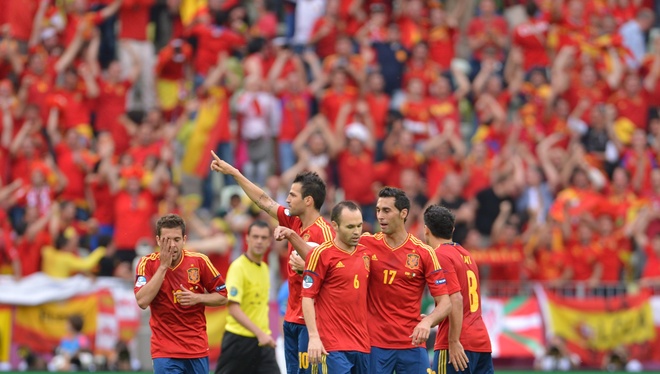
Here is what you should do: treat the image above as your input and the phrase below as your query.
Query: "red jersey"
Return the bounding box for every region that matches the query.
[512,19,550,70]
[302,241,371,352]
[319,87,358,128]
[95,80,132,133]
[365,93,390,141]
[434,242,491,352]
[337,149,375,205]
[608,89,650,130]
[134,250,227,358]
[119,0,155,40]
[277,206,334,324]
[428,26,457,71]
[279,90,311,142]
[361,232,447,349]
[113,190,157,249]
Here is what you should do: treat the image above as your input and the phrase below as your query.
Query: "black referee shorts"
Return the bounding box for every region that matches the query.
[215,331,280,374]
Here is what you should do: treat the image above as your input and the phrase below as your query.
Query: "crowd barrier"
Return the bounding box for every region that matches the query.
[3,275,660,369]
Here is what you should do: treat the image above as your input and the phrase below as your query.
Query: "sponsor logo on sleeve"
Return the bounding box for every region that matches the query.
[215,285,226,292]
[135,276,147,288]
[302,275,314,289]
[435,278,447,285]
[230,287,238,297]
[284,209,291,216]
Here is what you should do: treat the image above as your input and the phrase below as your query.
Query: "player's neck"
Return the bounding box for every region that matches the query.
[385,230,409,248]
[333,238,355,254]
[429,237,453,248]
[299,209,321,228]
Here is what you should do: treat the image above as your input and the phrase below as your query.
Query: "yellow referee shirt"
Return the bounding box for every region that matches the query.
[225,254,271,337]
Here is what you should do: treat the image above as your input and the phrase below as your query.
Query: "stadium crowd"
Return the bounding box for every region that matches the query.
[1,0,660,369]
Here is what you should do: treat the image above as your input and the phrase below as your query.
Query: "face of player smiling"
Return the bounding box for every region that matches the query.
[376,197,407,236]
[157,227,186,266]
[333,208,363,249]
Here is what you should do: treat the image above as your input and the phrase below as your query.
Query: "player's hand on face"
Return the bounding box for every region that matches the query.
[257,332,277,348]
[176,284,200,306]
[159,238,173,269]
[448,340,469,372]
[289,252,305,273]
[273,226,292,241]
[410,319,431,346]
[307,336,327,365]
[210,150,236,175]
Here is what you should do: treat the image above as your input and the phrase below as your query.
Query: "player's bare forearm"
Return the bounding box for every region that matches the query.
[228,302,268,338]
[285,229,314,259]
[426,294,452,327]
[234,172,280,219]
[135,267,167,309]
[448,292,464,341]
[302,297,320,337]
[198,292,228,306]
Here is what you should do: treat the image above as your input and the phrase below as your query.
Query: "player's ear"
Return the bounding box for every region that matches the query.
[331,220,339,232]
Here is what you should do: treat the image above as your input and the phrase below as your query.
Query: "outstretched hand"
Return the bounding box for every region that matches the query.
[210,150,238,176]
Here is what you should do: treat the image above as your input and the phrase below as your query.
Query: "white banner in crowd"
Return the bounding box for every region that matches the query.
[0,274,133,306]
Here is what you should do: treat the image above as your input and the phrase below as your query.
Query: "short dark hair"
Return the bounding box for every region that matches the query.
[156,214,186,237]
[424,205,455,240]
[247,220,271,235]
[293,172,327,211]
[378,187,410,220]
[68,315,84,333]
[331,201,361,225]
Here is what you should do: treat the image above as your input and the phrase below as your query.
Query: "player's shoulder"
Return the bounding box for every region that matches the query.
[360,231,384,241]
[408,234,436,254]
[307,241,335,270]
[137,252,160,264]
[310,217,334,239]
[183,250,213,265]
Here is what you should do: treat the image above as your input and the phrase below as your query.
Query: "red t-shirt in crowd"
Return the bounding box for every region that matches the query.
[428,26,457,71]
[134,250,227,358]
[119,0,155,40]
[608,88,651,130]
[365,93,389,141]
[301,242,371,353]
[277,206,335,325]
[189,24,245,75]
[319,87,358,129]
[96,80,132,132]
[401,99,432,142]
[512,19,550,70]
[361,232,447,349]
[55,144,95,203]
[17,230,51,277]
[4,0,38,41]
[434,242,492,352]
[337,149,375,205]
[567,241,599,281]
[467,16,508,61]
[113,190,157,249]
[279,90,311,142]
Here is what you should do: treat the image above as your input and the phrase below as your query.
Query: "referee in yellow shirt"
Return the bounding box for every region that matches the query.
[215,220,281,374]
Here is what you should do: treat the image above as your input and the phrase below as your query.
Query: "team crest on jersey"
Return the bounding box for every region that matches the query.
[406,254,421,270]
[187,268,200,284]
[302,233,311,242]
[363,255,370,272]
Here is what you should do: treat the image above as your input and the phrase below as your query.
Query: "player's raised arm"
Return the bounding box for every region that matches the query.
[210,150,281,219]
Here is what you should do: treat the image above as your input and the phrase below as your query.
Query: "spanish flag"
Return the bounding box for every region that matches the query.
[180,87,230,178]
[180,0,207,27]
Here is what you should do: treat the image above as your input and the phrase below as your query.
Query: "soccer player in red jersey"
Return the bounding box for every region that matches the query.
[210,151,334,374]
[289,201,372,373]
[423,205,493,374]
[134,214,228,374]
[361,187,452,373]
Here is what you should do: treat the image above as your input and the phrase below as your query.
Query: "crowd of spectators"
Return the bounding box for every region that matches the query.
[1,0,660,309]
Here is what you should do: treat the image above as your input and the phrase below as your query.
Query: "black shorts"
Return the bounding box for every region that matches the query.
[215,331,280,374]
